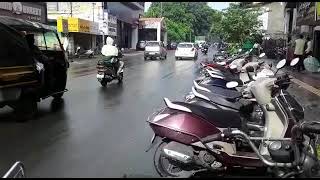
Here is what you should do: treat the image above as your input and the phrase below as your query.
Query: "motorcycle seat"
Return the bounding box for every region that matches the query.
[201,84,242,100]
[173,102,242,129]
[195,88,243,110]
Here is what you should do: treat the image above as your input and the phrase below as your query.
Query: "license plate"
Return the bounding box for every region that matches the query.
[97,74,104,79]
[149,52,155,55]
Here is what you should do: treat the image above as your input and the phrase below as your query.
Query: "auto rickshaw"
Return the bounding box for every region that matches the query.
[0,16,69,122]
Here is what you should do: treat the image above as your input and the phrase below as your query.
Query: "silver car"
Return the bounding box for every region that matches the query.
[144,41,167,60]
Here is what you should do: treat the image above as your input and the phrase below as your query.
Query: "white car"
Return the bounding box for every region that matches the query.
[175,43,198,60]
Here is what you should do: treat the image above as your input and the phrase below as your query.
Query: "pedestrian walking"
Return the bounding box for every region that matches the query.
[305,36,313,57]
[293,34,306,72]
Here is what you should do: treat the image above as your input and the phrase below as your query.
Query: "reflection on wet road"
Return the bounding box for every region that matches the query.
[0,48,319,177]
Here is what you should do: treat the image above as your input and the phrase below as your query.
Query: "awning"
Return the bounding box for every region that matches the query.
[0,15,55,32]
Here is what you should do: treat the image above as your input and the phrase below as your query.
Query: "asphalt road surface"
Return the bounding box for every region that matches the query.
[0,47,319,178]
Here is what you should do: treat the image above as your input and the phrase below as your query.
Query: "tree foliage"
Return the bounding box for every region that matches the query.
[145,2,217,42]
[210,3,263,44]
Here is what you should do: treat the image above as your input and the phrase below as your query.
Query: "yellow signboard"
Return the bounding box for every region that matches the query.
[78,19,90,33]
[67,17,91,33]
[68,17,79,32]
[57,17,68,33]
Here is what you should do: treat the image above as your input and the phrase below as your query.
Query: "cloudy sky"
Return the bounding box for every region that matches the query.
[144,2,231,12]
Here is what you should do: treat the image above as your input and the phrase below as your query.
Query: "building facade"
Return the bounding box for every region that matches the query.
[0,2,47,24]
[138,18,167,45]
[285,2,320,60]
[47,2,107,55]
[106,2,144,49]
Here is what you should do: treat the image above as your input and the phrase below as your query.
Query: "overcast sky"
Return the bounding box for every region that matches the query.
[144,2,231,12]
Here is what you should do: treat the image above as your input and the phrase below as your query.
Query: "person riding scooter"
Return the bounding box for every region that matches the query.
[101,37,124,76]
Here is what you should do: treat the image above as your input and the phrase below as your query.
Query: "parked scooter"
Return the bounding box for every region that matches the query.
[74,46,94,58]
[146,62,318,177]
[96,48,124,87]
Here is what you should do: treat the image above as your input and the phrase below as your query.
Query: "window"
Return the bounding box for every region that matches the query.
[33,32,62,51]
[47,2,58,11]
[146,42,160,47]
[178,44,193,48]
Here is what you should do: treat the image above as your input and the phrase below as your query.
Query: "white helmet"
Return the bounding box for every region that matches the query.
[106,37,114,45]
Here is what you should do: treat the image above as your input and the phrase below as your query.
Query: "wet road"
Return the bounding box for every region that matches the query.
[0,47,319,177]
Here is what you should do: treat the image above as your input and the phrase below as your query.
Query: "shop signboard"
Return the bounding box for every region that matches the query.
[316,2,320,21]
[57,17,68,33]
[67,17,101,34]
[0,2,46,23]
[107,14,117,36]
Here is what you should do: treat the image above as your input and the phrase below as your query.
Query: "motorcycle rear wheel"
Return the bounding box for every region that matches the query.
[100,80,107,87]
[153,141,191,177]
[118,73,123,84]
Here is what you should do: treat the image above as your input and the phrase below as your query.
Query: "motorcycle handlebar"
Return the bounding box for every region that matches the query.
[301,122,320,134]
[201,133,222,143]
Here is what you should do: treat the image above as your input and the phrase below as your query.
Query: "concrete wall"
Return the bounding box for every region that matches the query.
[265,2,285,35]
[107,2,143,49]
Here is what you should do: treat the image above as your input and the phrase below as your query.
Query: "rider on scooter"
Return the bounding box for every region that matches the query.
[101,37,124,76]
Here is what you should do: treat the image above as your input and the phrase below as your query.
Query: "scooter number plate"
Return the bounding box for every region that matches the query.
[97,74,104,79]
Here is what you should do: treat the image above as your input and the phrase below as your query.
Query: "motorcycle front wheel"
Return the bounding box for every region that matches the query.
[153,141,191,177]
[118,72,123,84]
[100,80,107,87]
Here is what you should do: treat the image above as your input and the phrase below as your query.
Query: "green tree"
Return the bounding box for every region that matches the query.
[145,2,216,42]
[210,3,262,44]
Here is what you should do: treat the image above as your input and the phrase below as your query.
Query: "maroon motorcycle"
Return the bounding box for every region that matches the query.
[146,76,319,178]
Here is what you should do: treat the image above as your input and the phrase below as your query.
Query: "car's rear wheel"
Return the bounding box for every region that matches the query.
[14,96,38,122]
[144,56,148,61]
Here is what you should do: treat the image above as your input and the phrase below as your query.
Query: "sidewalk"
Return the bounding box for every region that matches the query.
[69,49,143,62]
[264,58,320,89]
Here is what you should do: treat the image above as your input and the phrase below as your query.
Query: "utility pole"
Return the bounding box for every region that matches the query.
[102,2,105,45]
[190,31,191,42]
[160,2,162,17]
[70,2,72,17]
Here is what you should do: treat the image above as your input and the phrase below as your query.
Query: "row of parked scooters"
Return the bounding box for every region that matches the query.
[146,49,320,178]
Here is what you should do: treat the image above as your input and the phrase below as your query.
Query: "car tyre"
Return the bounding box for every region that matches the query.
[14,96,38,122]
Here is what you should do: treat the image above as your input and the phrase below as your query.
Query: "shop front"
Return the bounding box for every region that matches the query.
[57,17,99,55]
[296,2,320,59]
[0,2,47,23]
[138,18,167,45]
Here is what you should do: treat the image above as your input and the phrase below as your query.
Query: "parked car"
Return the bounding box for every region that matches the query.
[144,41,167,60]
[175,42,198,60]
[136,40,146,51]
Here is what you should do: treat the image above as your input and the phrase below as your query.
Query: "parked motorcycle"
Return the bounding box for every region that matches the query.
[145,57,311,178]
[96,49,124,87]
[74,46,94,58]
[201,47,208,55]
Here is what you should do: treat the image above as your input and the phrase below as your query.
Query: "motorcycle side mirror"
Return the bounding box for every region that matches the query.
[276,59,287,69]
[290,57,299,66]
[226,81,239,89]
[258,53,266,58]
[274,59,287,75]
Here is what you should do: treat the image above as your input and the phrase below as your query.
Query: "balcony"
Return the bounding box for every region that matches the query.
[120,2,144,10]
